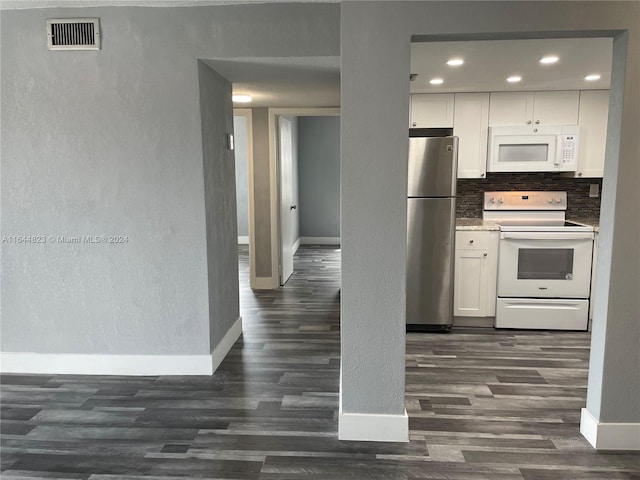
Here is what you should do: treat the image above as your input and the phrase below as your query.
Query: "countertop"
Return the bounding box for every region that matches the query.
[456,218,500,231]
[568,218,600,233]
[457,217,600,232]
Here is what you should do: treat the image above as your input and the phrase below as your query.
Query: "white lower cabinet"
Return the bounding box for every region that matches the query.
[454,230,499,320]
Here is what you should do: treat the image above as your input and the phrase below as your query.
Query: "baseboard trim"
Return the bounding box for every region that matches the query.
[339,408,409,442]
[300,236,341,245]
[212,316,242,373]
[293,237,301,255]
[0,352,214,376]
[580,408,640,450]
[453,316,495,328]
[252,276,276,290]
[238,236,249,245]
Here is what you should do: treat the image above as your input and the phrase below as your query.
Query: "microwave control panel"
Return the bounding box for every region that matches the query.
[560,134,578,164]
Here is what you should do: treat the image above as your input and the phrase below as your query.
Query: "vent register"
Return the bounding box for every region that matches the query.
[47,19,100,50]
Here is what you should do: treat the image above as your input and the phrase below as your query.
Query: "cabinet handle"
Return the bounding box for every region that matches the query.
[533,128,538,133]
[469,240,474,244]
[412,122,417,127]
[535,120,540,124]
[483,252,488,257]
[480,172,485,177]
[527,120,532,125]
[578,172,583,177]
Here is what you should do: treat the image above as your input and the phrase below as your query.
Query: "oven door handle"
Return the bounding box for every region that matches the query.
[500,232,594,240]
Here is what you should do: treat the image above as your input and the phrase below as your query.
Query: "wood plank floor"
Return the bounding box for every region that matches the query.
[2,245,639,479]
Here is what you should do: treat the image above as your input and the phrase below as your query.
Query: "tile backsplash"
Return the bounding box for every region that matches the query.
[457,173,602,219]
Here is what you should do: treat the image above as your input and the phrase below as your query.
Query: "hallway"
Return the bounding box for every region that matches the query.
[1,246,639,478]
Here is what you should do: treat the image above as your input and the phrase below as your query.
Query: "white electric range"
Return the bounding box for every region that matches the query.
[483,191,594,330]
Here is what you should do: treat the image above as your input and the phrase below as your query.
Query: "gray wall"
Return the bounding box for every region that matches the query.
[340,0,639,428]
[198,62,240,349]
[234,116,249,238]
[0,3,340,355]
[298,116,340,238]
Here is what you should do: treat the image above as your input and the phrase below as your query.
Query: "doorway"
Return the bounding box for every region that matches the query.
[273,110,341,286]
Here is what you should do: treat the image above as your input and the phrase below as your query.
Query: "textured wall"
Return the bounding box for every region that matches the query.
[586,29,640,425]
[298,116,341,238]
[234,116,249,238]
[251,108,273,278]
[0,7,212,354]
[198,62,240,350]
[0,3,340,355]
[457,174,603,219]
[341,1,639,430]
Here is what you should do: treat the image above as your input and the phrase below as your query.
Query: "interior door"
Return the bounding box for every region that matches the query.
[278,116,294,285]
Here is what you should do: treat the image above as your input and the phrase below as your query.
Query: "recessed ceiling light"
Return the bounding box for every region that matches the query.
[540,56,559,64]
[585,74,602,81]
[446,58,464,67]
[232,94,252,103]
[430,78,444,85]
[506,75,522,83]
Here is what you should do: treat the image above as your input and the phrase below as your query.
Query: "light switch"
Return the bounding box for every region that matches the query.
[589,184,599,198]
[226,133,234,151]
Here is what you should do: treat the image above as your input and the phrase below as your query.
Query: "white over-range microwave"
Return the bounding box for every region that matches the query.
[487,125,579,173]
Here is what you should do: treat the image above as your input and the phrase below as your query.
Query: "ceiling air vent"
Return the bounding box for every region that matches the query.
[47,18,100,51]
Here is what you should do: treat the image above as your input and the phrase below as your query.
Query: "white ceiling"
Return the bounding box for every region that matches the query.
[220,38,613,108]
[410,38,613,93]
[0,0,337,9]
[204,57,340,108]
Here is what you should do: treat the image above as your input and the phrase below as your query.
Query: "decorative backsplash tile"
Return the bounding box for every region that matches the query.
[457,173,602,219]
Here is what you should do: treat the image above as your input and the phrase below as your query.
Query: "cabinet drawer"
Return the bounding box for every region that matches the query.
[456,231,494,250]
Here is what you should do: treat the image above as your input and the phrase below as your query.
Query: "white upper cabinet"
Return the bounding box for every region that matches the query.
[488,92,535,126]
[534,91,580,125]
[453,93,490,178]
[410,93,455,128]
[489,91,579,126]
[573,90,610,178]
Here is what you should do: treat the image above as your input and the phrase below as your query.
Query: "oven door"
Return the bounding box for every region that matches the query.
[498,231,594,298]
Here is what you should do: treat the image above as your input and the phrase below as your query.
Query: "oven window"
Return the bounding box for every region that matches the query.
[517,248,574,280]
[499,144,549,163]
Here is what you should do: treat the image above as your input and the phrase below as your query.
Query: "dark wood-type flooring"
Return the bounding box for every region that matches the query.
[2,246,639,479]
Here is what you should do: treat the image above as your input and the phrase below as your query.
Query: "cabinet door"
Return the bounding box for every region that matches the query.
[533,91,579,125]
[410,94,455,128]
[489,92,534,126]
[454,93,490,178]
[454,249,488,317]
[576,90,609,178]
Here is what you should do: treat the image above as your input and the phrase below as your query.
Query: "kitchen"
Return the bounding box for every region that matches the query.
[407,37,611,332]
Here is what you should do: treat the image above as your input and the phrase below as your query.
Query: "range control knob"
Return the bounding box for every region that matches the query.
[497,197,504,204]
[488,196,495,204]
[547,197,553,203]
[554,197,562,204]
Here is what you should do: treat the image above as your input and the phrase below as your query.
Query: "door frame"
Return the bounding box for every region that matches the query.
[233,108,257,288]
[268,107,340,288]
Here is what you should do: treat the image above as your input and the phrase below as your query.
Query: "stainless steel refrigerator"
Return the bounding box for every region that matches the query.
[406,136,458,331]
